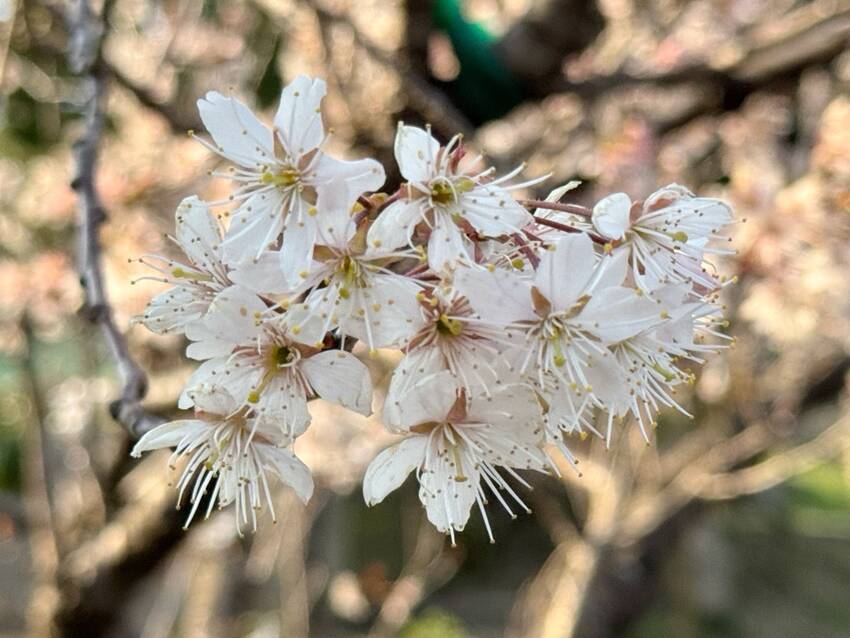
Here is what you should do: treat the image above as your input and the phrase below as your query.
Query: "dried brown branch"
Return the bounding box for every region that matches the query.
[67,0,164,439]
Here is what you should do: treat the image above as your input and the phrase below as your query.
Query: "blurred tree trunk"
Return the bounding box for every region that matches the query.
[493,0,604,92]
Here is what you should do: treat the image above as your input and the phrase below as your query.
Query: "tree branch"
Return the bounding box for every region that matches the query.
[67,0,164,438]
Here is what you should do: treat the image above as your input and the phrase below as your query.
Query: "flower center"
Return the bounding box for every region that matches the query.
[260,166,300,188]
[429,176,474,206]
[247,344,299,403]
[436,313,464,337]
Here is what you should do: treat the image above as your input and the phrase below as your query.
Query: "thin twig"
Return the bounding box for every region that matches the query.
[67,0,164,438]
[522,199,592,218]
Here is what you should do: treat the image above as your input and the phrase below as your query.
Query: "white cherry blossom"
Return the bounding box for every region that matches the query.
[384,285,519,425]
[131,385,313,533]
[367,124,540,271]
[135,197,231,335]
[182,285,373,437]
[363,372,549,544]
[194,76,385,281]
[288,180,425,352]
[591,184,734,292]
[131,78,737,538]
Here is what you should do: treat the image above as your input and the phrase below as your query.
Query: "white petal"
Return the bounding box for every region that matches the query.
[197,92,273,166]
[384,370,458,430]
[394,124,440,184]
[453,265,535,324]
[427,214,473,271]
[466,384,543,438]
[257,372,312,437]
[260,445,315,504]
[384,347,446,427]
[274,76,326,157]
[221,191,285,265]
[229,251,290,294]
[338,274,423,349]
[187,385,239,416]
[584,354,631,414]
[131,419,208,456]
[140,285,209,335]
[459,185,532,237]
[311,154,386,194]
[534,234,596,310]
[175,197,224,273]
[591,247,629,291]
[178,357,234,409]
[592,192,631,240]
[579,287,662,344]
[419,434,477,533]
[301,350,373,416]
[366,198,423,251]
[280,304,328,348]
[363,436,428,506]
[280,210,319,289]
[185,286,267,358]
[312,178,357,248]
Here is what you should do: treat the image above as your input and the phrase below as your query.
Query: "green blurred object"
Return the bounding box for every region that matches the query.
[400,607,473,638]
[431,0,526,123]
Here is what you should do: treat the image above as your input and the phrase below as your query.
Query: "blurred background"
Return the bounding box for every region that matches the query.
[2,0,850,636]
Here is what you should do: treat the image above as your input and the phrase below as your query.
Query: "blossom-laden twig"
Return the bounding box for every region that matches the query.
[67,0,164,438]
[129,73,737,539]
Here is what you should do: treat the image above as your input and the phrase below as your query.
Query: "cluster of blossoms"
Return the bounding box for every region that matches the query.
[132,76,735,541]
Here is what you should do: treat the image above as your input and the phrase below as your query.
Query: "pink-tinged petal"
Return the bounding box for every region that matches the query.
[301,350,373,416]
[197,92,274,166]
[534,234,596,310]
[363,436,428,506]
[592,192,631,240]
[274,76,326,157]
[366,198,423,251]
[453,265,536,324]
[394,124,440,184]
